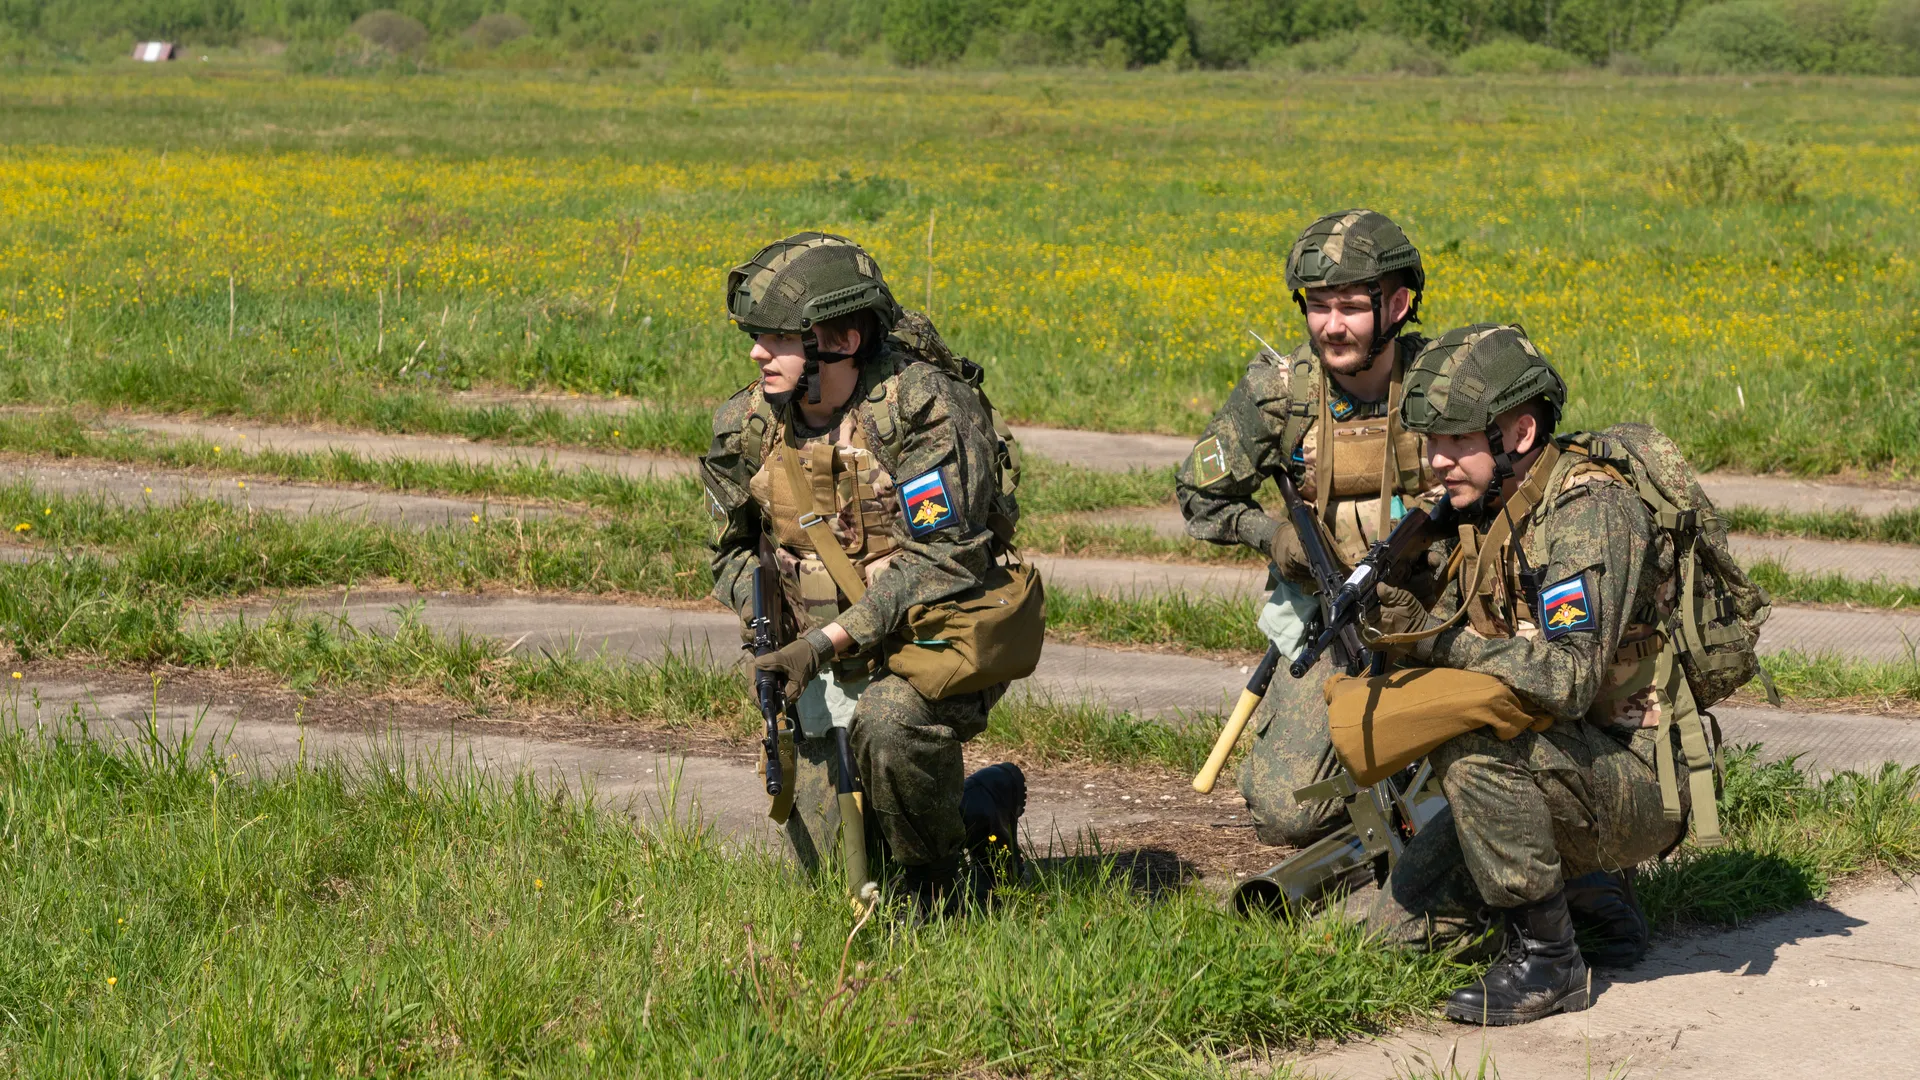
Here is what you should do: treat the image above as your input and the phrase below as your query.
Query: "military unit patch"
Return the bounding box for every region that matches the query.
[900,469,957,536]
[1191,435,1229,487]
[1540,572,1598,640]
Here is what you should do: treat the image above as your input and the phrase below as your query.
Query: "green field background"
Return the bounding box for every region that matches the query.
[1,67,1915,474]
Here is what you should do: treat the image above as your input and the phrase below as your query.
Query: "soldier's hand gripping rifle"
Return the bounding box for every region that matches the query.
[1223,476,1455,915]
[1193,469,1365,794]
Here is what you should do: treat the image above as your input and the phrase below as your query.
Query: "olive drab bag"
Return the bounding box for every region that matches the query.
[764,311,1043,699]
[1565,422,1774,846]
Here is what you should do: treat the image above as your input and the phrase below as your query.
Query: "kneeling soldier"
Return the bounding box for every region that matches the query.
[1345,325,1712,1024]
[700,233,1030,914]
[1177,209,1443,846]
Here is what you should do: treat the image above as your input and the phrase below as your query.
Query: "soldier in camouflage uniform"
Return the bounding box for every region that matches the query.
[1176,209,1442,847]
[699,233,1027,913]
[1345,324,1684,1025]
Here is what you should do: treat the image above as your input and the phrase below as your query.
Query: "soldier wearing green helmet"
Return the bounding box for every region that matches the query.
[1176,209,1445,848]
[1333,323,1707,1025]
[700,232,1030,915]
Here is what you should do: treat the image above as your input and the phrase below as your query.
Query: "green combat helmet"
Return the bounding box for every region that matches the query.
[726,232,904,404]
[1401,323,1569,514]
[1284,209,1426,369]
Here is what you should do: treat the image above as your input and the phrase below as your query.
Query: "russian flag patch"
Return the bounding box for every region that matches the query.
[1540,572,1598,640]
[900,469,957,537]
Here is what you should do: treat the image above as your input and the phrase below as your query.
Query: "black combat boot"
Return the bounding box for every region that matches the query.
[1445,888,1592,1026]
[962,762,1028,887]
[1565,869,1649,969]
[899,860,962,921]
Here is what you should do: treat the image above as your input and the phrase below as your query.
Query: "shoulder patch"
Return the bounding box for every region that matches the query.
[1540,571,1598,640]
[1190,435,1229,488]
[900,468,958,536]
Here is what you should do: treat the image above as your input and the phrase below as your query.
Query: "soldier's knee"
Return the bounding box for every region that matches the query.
[1241,776,1341,847]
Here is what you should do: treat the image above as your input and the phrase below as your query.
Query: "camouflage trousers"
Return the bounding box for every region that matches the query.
[1344,721,1684,946]
[1238,653,1347,848]
[783,671,1001,874]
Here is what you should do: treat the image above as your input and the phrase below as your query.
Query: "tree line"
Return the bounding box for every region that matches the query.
[3,0,1918,74]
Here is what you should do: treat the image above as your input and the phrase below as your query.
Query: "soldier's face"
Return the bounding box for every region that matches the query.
[751,333,807,393]
[1303,286,1377,370]
[1427,431,1497,509]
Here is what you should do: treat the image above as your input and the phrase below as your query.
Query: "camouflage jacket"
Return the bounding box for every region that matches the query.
[1413,443,1677,724]
[701,341,1002,653]
[1175,332,1429,571]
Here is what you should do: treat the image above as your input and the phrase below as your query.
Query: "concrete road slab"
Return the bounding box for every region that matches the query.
[1075,506,1920,587]
[1299,882,1920,1080]
[1030,554,1267,599]
[204,593,1920,774]
[1760,606,1920,664]
[5,462,562,528]
[100,416,694,479]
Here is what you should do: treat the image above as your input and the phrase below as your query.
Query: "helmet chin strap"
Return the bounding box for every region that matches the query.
[1464,420,1520,523]
[795,328,869,408]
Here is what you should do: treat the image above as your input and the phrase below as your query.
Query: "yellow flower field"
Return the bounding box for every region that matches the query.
[0,68,1913,473]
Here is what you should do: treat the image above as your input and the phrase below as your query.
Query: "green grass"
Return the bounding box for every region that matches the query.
[1048,590,1266,655]
[1748,562,1920,610]
[1760,648,1920,706]
[0,69,1916,475]
[0,699,1464,1077]
[1725,504,1920,546]
[1640,746,1920,928]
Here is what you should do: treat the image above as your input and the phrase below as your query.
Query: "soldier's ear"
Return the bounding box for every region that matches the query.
[1386,286,1414,325]
[1510,410,1540,457]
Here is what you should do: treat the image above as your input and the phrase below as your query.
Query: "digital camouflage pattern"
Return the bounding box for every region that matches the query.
[1359,442,1687,928]
[702,316,1009,873]
[703,336,1002,653]
[1175,333,1436,847]
[782,675,1003,874]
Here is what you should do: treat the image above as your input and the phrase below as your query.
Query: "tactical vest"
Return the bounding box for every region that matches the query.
[747,408,900,644]
[1274,340,1434,566]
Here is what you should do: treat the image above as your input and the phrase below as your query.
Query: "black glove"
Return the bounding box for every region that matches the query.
[753,631,835,703]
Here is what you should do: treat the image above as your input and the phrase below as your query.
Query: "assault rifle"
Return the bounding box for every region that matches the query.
[1226,472,1453,915]
[750,541,872,904]
[750,544,790,800]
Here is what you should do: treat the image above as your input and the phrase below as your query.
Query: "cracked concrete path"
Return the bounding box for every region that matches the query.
[1074,506,1920,587]
[45,412,1920,518]
[95,416,695,478]
[4,461,567,527]
[1301,881,1920,1080]
[206,591,1920,775]
[3,675,1250,874]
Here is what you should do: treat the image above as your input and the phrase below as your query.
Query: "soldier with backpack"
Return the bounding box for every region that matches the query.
[699,233,1041,915]
[1326,324,1770,1025]
[1176,209,1444,846]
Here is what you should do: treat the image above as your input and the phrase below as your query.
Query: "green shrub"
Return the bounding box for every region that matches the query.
[1646,1,1804,72]
[1184,0,1293,68]
[1452,38,1586,73]
[1255,30,1446,75]
[350,10,429,57]
[462,13,532,50]
[883,0,978,64]
[1658,120,1808,204]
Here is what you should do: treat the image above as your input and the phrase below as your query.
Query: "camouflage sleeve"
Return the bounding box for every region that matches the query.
[700,390,762,626]
[1175,349,1295,557]
[1422,482,1655,721]
[836,365,998,650]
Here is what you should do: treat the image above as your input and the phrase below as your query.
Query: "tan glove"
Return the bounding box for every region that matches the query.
[1266,526,1310,582]
[1372,581,1429,638]
[752,631,834,703]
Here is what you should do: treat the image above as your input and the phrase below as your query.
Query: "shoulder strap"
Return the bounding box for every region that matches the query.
[776,420,869,606]
[1278,350,1319,476]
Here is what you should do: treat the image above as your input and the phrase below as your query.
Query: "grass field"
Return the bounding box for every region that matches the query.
[1,66,1917,475]
[3,694,1913,1074]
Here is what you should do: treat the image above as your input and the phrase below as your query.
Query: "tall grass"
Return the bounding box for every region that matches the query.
[0,701,1464,1075]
